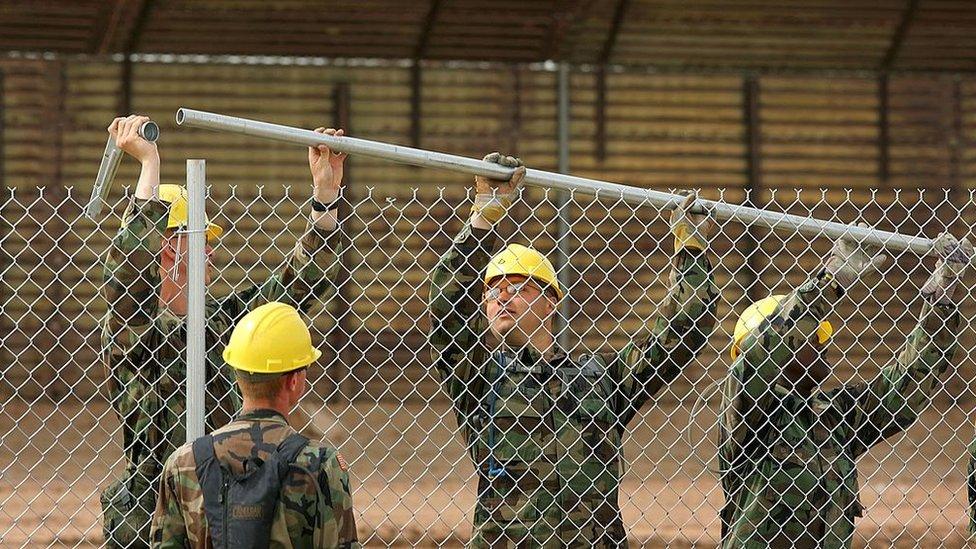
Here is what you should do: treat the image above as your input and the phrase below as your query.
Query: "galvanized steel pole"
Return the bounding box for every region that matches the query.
[555,63,574,351]
[86,121,160,219]
[185,159,207,442]
[176,107,938,257]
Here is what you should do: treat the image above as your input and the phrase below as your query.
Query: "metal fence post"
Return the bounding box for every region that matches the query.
[0,68,7,373]
[555,61,574,351]
[329,82,357,404]
[186,159,207,441]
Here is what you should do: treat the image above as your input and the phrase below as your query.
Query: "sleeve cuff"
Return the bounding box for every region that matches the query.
[129,196,170,225]
[453,220,498,252]
[302,223,344,256]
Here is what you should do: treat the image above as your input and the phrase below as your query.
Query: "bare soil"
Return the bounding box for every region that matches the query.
[0,400,971,548]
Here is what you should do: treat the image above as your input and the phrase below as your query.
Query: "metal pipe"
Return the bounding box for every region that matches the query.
[185,159,206,441]
[86,120,160,219]
[555,63,573,350]
[176,107,938,257]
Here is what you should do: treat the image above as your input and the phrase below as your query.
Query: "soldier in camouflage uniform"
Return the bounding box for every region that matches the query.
[150,302,359,548]
[429,152,719,547]
[100,115,349,547]
[719,228,972,549]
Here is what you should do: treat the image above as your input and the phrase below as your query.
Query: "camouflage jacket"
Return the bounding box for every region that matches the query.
[429,221,718,548]
[150,409,360,548]
[101,197,344,546]
[719,276,959,549]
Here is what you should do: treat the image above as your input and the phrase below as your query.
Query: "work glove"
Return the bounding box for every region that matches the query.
[921,232,973,305]
[670,191,712,253]
[823,223,889,289]
[471,152,525,225]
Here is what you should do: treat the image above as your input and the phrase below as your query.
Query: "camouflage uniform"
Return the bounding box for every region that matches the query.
[429,221,718,548]
[719,276,960,549]
[101,197,345,547]
[150,409,360,548]
[969,443,976,537]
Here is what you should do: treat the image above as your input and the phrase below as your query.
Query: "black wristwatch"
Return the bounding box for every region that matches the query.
[311,197,340,212]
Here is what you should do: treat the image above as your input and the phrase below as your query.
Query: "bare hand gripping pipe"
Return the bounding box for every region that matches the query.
[86,121,160,219]
[175,107,938,257]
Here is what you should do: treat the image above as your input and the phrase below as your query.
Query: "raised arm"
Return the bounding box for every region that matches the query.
[101,116,168,358]
[720,277,838,461]
[720,223,888,463]
[428,153,522,421]
[608,192,719,427]
[830,233,971,458]
[219,128,348,318]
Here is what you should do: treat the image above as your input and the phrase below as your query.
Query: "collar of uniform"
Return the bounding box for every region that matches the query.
[504,345,567,374]
[237,408,288,423]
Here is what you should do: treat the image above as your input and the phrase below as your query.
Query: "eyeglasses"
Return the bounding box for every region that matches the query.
[485,281,539,302]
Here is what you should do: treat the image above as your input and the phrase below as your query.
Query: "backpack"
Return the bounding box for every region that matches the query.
[192,432,309,548]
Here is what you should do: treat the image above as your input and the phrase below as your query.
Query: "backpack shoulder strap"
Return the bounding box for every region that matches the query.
[191,434,216,466]
[191,435,227,547]
[279,432,310,460]
[484,351,509,478]
[274,432,310,478]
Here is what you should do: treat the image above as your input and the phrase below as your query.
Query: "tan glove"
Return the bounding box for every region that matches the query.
[470,152,526,225]
[921,232,973,305]
[670,191,712,253]
[823,222,889,289]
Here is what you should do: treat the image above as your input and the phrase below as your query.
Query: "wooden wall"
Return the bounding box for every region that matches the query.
[1,58,973,403]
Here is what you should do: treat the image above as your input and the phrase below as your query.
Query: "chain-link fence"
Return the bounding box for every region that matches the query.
[1,181,974,547]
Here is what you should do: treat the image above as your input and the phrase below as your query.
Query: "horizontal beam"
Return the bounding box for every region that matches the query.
[176,107,939,257]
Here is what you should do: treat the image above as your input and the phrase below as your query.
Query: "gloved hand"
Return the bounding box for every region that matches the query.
[670,191,712,253]
[921,232,973,305]
[470,152,525,225]
[823,223,889,289]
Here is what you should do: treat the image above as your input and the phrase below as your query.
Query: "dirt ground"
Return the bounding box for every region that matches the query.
[0,399,972,548]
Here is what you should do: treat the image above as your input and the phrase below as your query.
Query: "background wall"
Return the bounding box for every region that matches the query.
[1,55,974,546]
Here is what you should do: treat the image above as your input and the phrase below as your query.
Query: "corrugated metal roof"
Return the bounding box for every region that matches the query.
[2,0,974,71]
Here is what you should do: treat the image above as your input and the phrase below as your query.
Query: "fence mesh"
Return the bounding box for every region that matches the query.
[1,182,974,547]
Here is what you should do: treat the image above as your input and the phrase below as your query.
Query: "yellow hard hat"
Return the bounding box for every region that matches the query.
[158,184,223,241]
[730,295,833,360]
[223,302,322,374]
[125,184,223,241]
[485,243,563,300]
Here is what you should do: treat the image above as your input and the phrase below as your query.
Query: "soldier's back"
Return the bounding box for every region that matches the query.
[153,409,359,549]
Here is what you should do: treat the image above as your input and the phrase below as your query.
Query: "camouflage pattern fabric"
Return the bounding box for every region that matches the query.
[429,221,718,548]
[719,276,960,549]
[100,197,345,548]
[969,445,976,538]
[150,409,360,548]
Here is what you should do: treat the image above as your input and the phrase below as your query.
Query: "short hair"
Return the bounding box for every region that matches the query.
[234,368,304,400]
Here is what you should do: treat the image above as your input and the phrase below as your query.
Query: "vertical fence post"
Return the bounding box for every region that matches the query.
[555,62,574,351]
[741,74,765,303]
[186,159,207,441]
[878,73,890,185]
[0,68,8,373]
[328,82,357,404]
[38,60,70,400]
[948,75,969,237]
